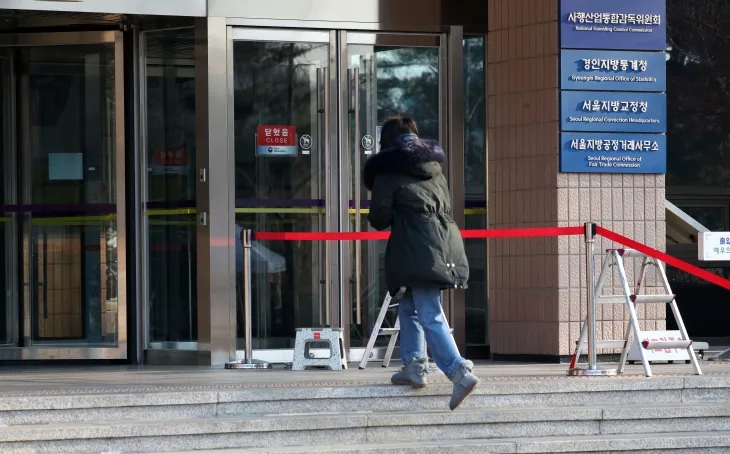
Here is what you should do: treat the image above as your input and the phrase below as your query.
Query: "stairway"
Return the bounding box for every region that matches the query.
[1,374,730,453]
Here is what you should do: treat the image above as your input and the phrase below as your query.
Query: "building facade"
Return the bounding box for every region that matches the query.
[0,0,722,367]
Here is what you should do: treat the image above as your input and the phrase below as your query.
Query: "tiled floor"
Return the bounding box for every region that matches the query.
[0,360,727,395]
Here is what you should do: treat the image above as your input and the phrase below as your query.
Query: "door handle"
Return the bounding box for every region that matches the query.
[318,66,331,326]
[350,67,362,325]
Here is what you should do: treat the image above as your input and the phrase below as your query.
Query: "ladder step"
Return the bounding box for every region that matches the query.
[597,296,627,305]
[368,328,399,335]
[631,294,674,304]
[597,340,626,349]
[607,248,648,258]
[642,340,693,350]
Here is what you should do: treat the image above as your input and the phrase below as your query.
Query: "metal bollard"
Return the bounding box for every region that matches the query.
[226,229,272,370]
[568,222,616,377]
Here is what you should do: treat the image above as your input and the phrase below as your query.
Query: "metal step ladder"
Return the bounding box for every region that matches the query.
[358,287,453,370]
[358,288,404,370]
[570,248,702,377]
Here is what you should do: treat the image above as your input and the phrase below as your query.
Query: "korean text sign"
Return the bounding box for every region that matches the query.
[256,125,297,157]
[152,147,189,175]
[560,0,666,51]
[560,49,666,92]
[560,132,666,174]
[560,91,666,133]
[699,232,730,261]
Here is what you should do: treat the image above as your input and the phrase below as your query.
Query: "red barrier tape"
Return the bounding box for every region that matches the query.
[253,225,730,292]
[253,226,585,242]
[596,226,730,292]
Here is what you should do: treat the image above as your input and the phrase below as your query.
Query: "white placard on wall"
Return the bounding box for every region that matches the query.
[699,232,730,261]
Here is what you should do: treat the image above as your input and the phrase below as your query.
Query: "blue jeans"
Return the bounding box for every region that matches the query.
[398,287,466,379]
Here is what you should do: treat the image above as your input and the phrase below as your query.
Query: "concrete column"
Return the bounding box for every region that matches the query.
[487,0,666,360]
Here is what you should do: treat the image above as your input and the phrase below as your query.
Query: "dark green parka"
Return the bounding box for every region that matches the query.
[363,133,469,293]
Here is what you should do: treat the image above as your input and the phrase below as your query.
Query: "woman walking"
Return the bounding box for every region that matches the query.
[363,115,480,411]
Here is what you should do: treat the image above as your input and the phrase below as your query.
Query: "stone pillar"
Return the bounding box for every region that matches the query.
[487,0,666,360]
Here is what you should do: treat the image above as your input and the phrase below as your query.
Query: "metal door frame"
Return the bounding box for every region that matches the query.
[0,53,18,347]
[227,27,460,364]
[340,30,451,363]
[228,27,340,364]
[138,26,199,361]
[0,31,127,360]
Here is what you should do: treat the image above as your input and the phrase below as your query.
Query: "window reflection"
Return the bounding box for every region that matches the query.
[0,56,10,345]
[463,36,487,347]
[667,2,730,190]
[233,40,329,349]
[145,28,198,345]
[674,205,727,231]
[348,43,441,348]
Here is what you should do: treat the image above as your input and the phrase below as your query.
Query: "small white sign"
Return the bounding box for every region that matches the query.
[627,330,690,363]
[699,232,730,261]
[49,153,83,181]
[362,135,375,154]
[299,135,312,149]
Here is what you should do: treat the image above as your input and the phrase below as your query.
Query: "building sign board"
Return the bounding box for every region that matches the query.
[698,232,730,261]
[560,49,666,92]
[558,0,667,174]
[560,0,667,51]
[560,132,666,174]
[256,125,297,157]
[560,91,666,133]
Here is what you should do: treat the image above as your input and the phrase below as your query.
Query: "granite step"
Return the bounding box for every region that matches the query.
[147,431,730,453]
[1,375,729,426]
[1,402,730,453]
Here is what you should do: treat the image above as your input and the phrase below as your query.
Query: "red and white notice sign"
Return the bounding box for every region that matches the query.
[627,330,691,363]
[152,147,189,175]
[256,125,297,157]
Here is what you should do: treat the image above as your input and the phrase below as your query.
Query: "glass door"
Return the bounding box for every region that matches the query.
[0,31,127,360]
[228,29,448,363]
[231,29,333,358]
[0,54,14,347]
[344,32,444,355]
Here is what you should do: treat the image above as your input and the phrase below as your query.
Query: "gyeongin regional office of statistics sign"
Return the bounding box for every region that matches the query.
[560,0,666,51]
[560,49,666,92]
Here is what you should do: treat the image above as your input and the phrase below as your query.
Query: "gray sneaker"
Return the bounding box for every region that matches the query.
[448,360,480,410]
[391,357,428,389]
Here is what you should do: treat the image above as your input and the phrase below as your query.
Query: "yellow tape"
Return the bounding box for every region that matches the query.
[148,220,197,226]
[160,207,484,215]
[147,208,197,216]
[1,207,485,226]
[31,216,115,226]
[348,208,486,215]
[235,207,325,214]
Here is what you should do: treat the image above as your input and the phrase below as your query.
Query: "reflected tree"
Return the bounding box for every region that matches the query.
[464,37,486,200]
[666,0,730,189]
[233,41,327,339]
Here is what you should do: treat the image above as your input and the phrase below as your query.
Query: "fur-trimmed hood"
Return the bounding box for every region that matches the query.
[363,133,446,191]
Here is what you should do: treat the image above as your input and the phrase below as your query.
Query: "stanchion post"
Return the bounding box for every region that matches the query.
[585,222,597,370]
[226,229,272,370]
[568,222,616,377]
